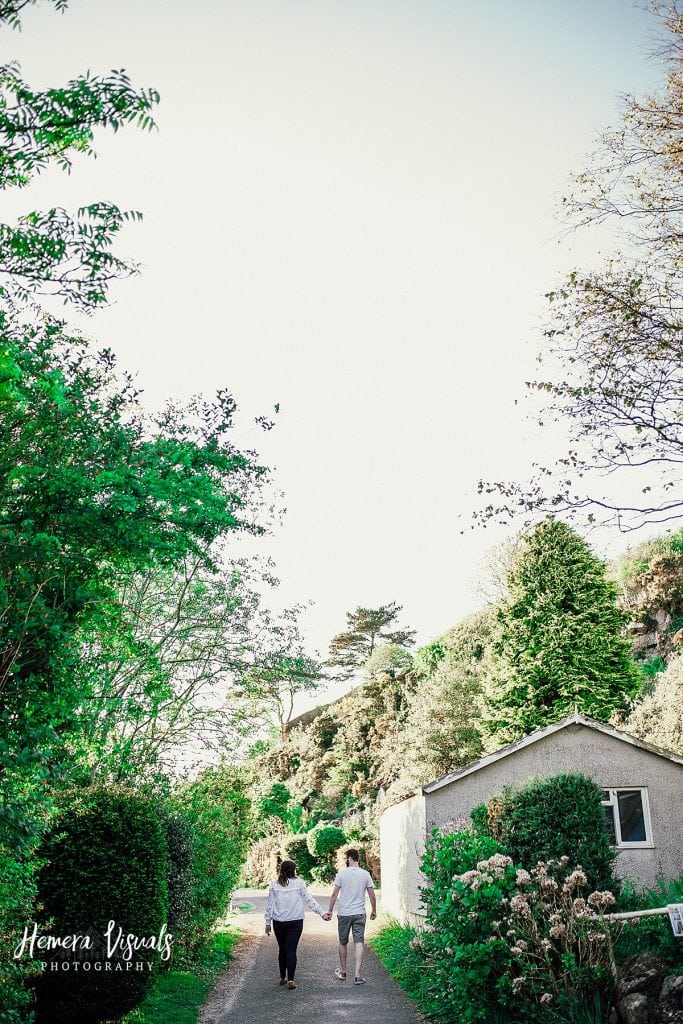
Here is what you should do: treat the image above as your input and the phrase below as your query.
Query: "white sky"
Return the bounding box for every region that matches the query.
[3,0,666,688]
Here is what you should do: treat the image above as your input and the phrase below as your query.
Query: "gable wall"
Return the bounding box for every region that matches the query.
[379,792,426,925]
[425,724,682,889]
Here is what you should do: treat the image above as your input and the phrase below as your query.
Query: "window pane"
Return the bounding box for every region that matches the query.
[603,804,617,843]
[617,791,646,843]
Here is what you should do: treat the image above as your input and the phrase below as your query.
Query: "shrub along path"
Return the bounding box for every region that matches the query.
[198,888,424,1024]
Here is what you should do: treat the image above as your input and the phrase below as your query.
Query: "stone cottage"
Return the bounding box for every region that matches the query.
[380,713,683,926]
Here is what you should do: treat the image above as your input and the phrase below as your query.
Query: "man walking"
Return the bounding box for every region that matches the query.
[323,848,376,985]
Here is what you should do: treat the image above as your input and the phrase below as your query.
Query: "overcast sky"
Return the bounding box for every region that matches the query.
[4,0,666,683]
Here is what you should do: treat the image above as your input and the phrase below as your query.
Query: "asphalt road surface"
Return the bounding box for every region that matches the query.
[203,887,425,1024]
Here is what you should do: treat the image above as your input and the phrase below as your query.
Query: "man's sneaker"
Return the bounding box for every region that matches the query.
[354,977,366,985]
[334,969,346,980]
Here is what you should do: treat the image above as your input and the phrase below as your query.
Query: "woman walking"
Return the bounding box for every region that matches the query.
[264,860,326,989]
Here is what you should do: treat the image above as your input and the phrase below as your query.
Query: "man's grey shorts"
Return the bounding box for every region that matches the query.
[337,913,366,944]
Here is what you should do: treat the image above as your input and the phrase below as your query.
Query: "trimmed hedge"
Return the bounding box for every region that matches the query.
[35,787,169,1023]
[306,823,345,859]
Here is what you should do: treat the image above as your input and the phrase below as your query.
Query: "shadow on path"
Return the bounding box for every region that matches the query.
[199,887,424,1024]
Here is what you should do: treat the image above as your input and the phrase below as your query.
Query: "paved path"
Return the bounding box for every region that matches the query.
[199,887,424,1024]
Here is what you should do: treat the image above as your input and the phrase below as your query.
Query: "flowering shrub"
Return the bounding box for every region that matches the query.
[418,828,621,1023]
[419,831,519,1023]
[486,858,620,1016]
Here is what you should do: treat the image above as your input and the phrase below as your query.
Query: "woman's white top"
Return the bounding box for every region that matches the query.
[264,878,324,923]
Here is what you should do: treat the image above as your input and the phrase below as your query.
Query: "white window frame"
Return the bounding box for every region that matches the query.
[601,788,653,849]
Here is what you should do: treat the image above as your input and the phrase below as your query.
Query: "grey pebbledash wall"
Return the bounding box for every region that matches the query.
[380,719,683,925]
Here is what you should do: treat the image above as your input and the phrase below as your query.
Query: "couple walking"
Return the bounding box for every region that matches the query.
[264,847,377,989]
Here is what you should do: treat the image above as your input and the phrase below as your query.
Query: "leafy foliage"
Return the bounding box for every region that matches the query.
[0,317,263,882]
[74,552,281,783]
[484,518,641,743]
[476,4,683,531]
[306,822,346,859]
[171,767,250,960]
[418,828,620,1024]
[158,807,195,944]
[0,2,69,31]
[35,787,169,1023]
[0,55,159,309]
[257,783,292,824]
[419,829,517,1024]
[400,611,491,786]
[281,834,318,883]
[0,2,167,1012]
[483,773,618,893]
[624,651,683,754]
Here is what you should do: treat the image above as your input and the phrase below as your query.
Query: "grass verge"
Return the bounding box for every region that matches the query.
[369,922,432,1014]
[120,927,239,1024]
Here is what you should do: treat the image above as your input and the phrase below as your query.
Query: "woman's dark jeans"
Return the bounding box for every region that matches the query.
[272,918,304,980]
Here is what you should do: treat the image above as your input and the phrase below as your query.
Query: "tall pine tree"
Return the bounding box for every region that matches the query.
[326,603,415,679]
[484,518,640,744]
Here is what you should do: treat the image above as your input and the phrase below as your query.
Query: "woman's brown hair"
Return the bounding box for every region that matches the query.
[278,860,297,886]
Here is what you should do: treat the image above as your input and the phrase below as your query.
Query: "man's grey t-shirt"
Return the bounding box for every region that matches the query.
[334,865,374,916]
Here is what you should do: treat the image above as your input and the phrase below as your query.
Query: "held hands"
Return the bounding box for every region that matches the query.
[322,912,332,921]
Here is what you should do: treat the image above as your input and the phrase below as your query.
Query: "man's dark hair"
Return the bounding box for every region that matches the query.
[345,848,360,863]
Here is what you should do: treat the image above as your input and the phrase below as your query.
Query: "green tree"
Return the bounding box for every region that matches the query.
[624,651,683,755]
[326,602,415,679]
[0,321,264,1020]
[0,4,163,1012]
[476,4,683,532]
[0,19,159,309]
[74,551,274,783]
[484,518,641,744]
[237,603,322,742]
[400,611,491,786]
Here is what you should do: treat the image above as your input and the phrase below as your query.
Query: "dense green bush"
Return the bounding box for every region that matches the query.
[0,784,47,1024]
[35,787,169,1024]
[172,766,250,959]
[311,862,338,883]
[256,783,291,833]
[306,822,346,858]
[469,802,491,836]
[420,827,501,918]
[281,834,318,882]
[419,828,620,1024]
[419,829,517,1023]
[490,773,617,893]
